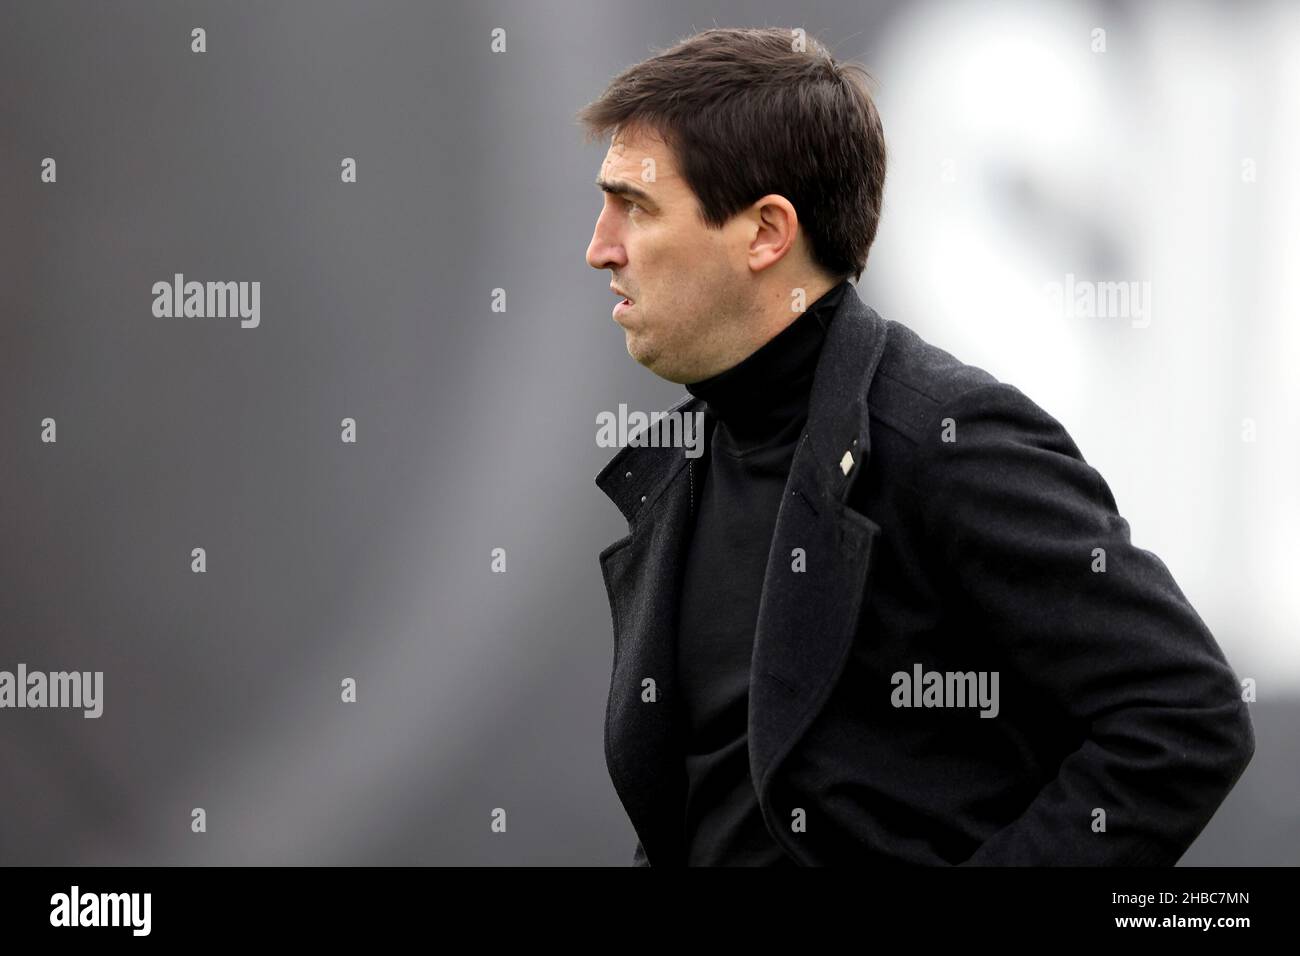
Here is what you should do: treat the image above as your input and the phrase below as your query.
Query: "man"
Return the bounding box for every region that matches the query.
[579,27,1253,866]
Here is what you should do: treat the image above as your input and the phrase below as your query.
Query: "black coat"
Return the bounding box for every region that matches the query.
[594,284,1254,866]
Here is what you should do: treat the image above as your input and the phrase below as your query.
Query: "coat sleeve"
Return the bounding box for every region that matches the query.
[909,382,1254,866]
[632,839,650,867]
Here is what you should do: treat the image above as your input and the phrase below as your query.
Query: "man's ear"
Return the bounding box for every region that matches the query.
[747,194,800,273]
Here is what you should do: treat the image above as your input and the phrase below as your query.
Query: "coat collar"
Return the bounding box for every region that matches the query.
[595,283,888,518]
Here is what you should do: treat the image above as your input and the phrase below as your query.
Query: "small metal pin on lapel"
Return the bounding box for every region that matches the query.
[840,450,854,475]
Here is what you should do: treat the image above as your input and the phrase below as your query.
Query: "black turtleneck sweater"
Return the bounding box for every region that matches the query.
[675,280,851,866]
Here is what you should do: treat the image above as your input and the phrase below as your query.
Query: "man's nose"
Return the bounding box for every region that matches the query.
[585,211,626,271]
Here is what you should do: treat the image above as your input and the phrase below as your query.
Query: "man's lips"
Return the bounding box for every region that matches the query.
[611,285,635,320]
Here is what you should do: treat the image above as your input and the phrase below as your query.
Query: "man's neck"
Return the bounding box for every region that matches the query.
[685,278,850,441]
[734,273,844,368]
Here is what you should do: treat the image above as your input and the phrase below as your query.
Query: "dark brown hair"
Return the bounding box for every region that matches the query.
[577,27,887,283]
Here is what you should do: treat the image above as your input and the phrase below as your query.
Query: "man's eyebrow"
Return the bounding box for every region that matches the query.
[595,177,658,207]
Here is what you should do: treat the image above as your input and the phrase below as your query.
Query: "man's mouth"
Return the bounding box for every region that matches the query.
[611,283,635,319]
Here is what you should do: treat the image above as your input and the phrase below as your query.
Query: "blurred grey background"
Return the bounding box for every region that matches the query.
[1,0,1295,865]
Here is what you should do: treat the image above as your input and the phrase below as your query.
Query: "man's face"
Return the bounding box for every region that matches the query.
[585,125,758,384]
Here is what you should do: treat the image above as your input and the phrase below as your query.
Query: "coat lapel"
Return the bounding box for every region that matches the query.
[595,287,890,865]
[747,292,890,863]
[594,394,699,867]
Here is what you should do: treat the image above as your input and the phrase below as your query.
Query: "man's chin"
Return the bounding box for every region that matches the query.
[626,335,683,383]
[625,334,654,369]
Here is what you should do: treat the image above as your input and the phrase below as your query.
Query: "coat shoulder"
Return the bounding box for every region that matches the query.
[866,317,1003,446]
